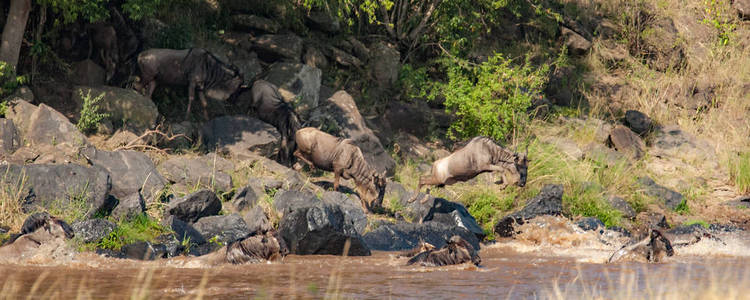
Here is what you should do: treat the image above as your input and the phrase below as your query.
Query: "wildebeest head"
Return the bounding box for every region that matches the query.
[10,212,74,244]
[514,152,529,187]
[361,171,387,211]
[648,229,674,259]
[448,235,481,266]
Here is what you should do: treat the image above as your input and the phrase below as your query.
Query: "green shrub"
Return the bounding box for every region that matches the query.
[98,214,168,251]
[563,185,622,228]
[463,188,517,240]
[76,89,109,134]
[728,152,750,195]
[434,53,550,141]
[684,219,709,228]
[700,0,737,46]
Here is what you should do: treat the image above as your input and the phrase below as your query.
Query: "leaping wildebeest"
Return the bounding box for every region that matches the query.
[294,127,387,213]
[136,48,243,120]
[414,136,528,202]
[406,235,481,267]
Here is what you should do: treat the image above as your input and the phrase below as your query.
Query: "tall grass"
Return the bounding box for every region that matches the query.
[728,152,750,195]
[0,168,29,232]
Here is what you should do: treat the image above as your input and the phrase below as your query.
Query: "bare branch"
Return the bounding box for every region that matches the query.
[408,0,440,42]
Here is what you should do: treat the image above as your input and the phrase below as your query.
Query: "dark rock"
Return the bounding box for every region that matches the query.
[81,148,167,204]
[27,103,91,148]
[368,41,399,96]
[0,119,20,156]
[231,14,280,33]
[609,226,631,237]
[72,86,159,133]
[251,34,303,62]
[158,154,234,193]
[607,196,636,219]
[561,26,591,55]
[273,189,319,214]
[638,177,684,210]
[122,241,158,260]
[111,191,145,221]
[244,205,272,234]
[307,91,396,175]
[636,212,670,229]
[363,221,480,251]
[494,184,564,237]
[279,202,370,256]
[734,0,750,20]
[71,219,116,243]
[5,99,38,138]
[162,215,206,245]
[193,214,251,245]
[401,196,485,240]
[347,37,370,62]
[607,125,645,159]
[230,184,263,212]
[326,46,363,68]
[624,110,652,136]
[201,116,281,159]
[383,101,431,137]
[320,191,367,235]
[71,59,105,86]
[0,164,113,217]
[154,234,185,258]
[667,223,706,236]
[167,189,222,223]
[304,44,329,70]
[577,217,605,231]
[263,62,322,117]
[709,223,743,233]
[306,10,340,33]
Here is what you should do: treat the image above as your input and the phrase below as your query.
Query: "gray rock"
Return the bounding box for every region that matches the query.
[72,219,116,243]
[251,34,303,62]
[244,205,272,234]
[122,241,158,260]
[201,116,281,159]
[308,91,396,175]
[72,85,159,133]
[326,46,363,68]
[264,62,322,117]
[4,99,38,139]
[624,110,652,136]
[607,125,645,159]
[638,177,684,210]
[167,189,222,223]
[306,10,340,33]
[608,196,636,219]
[81,148,167,204]
[321,191,367,235]
[639,17,686,71]
[206,44,263,86]
[279,202,370,256]
[561,26,591,55]
[230,184,264,212]
[231,14,280,33]
[0,119,21,155]
[0,164,113,217]
[158,154,234,193]
[734,0,750,20]
[162,215,206,245]
[576,217,605,231]
[273,189,319,214]
[304,44,328,70]
[111,191,145,221]
[363,221,480,252]
[494,184,564,237]
[193,214,250,244]
[27,103,90,148]
[71,59,105,86]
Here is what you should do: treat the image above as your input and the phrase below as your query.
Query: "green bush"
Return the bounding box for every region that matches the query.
[98,214,168,251]
[434,53,550,141]
[76,89,109,134]
[463,188,517,240]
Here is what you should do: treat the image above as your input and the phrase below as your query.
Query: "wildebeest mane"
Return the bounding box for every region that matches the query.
[225,230,288,264]
[182,48,241,91]
[340,142,378,188]
[9,212,74,244]
[406,236,480,267]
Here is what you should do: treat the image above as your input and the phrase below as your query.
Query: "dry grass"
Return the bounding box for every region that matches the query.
[0,168,29,233]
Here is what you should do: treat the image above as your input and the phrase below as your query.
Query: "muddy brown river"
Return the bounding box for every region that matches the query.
[2,232,749,299]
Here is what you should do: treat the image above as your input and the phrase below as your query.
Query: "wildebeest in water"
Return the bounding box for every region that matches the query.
[136,48,243,120]
[198,230,289,265]
[607,229,674,263]
[414,136,528,202]
[406,235,481,267]
[294,127,387,213]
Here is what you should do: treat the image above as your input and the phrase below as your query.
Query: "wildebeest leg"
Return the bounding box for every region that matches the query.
[186,81,196,120]
[333,171,342,192]
[198,90,210,120]
[293,150,315,168]
[146,80,157,98]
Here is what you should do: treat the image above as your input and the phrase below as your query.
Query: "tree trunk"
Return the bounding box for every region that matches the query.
[0,0,32,72]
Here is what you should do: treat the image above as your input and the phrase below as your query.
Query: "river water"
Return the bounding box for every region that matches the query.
[1,228,749,299]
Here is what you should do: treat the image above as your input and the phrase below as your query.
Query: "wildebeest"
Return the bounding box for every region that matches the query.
[397,240,436,258]
[0,212,75,261]
[87,22,119,83]
[137,48,243,120]
[199,230,289,265]
[233,80,301,165]
[414,136,528,202]
[294,127,387,213]
[406,235,481,267]
[607,229,674,263]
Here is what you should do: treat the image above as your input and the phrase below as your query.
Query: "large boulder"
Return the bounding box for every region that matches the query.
[639,17,686,71]
[71,60,105,86]
[167,189,222,223]
[607,195,636,220]
[264,62,322,117]
[363,221,480,251]
[27,103,90,148]
[494,184,564,237]
[623,110,653,136]
[229,184,264,212]
[192,214,251,245]
[244,205,273,234]
[368,41,400,92]
[607,125,645,159]
[72,219,116,243]
[320,191,367,235]
[561,26,592,55]
[303,44,329,70]
[81,148,167,204]
[308,91,396,175]
[273,189,320,214]
[326,46,363,68]
[306,10,340,33]
[0,164,113,217]
[231,14,280,33]
[0,119,21,156]
[72,86,159,133]
[4,99,38,139]
[278,202,371,256]
[201,116,281,160]
[251,34,303,62]
[111,191,145,221]
[162,215,206,245]
[638,177,684,210]
[158,154,234,193]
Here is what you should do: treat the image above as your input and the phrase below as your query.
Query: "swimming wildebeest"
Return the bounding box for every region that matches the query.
[233,80,301,165]
[607,229,674,263]
[199,230,289,265]
[406,235,481,267]
[397,240,436,258]
[294,127,387,213]
[413,136,528,202]
[137,48,243,120]
[0,212,75,261]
